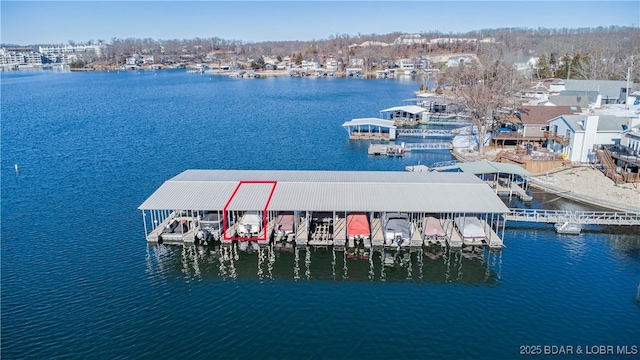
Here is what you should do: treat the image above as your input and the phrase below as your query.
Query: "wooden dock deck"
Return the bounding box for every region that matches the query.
[259,219,275,245]
[493,182,532,202]
[147,216,196,244]
[409,222,423,247]
[333,217,347,246]
[371,218,385,246]
[368,143,405,156]
[295,219,308,245]
[480,219,503,249]
[442,219,463,248]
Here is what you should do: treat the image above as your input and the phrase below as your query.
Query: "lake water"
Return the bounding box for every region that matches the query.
[1,70,639,359]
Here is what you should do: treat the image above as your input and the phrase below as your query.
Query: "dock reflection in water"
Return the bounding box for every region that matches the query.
[145,244,502,284]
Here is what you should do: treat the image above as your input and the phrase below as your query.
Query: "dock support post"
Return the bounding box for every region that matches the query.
[142,211,148,238]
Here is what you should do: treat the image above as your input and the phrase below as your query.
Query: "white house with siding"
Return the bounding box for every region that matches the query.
[547,115,627,162]
[621,124,640,154]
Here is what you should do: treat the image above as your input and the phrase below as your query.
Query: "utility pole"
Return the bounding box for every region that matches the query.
[625,65,631,109]
[625,56,634,110]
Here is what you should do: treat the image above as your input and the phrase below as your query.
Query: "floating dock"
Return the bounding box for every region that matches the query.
[139,170,511,250]
[368,143,405,156]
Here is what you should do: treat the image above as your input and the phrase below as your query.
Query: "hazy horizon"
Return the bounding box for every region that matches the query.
[2,1,639,46]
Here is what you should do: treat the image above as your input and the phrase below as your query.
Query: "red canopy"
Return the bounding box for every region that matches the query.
[347,213,370,237]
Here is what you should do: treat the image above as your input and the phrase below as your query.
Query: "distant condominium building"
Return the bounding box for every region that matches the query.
[38,44,106,57]
[0,48,43,68]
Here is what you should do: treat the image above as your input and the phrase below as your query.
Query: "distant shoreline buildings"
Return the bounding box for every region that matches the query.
[0,43,106,70]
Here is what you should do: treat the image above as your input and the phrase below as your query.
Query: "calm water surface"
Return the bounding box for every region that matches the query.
[2,70,639,359]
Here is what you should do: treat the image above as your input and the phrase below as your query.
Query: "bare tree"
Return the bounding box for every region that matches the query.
[454,60,524,154]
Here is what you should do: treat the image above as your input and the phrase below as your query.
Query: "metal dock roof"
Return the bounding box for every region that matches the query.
[341,118,396,128]
[139,169,510,213]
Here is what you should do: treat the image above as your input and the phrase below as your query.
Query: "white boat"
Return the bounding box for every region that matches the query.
[554,222,581,234]
[454,216,486,246]
[237,211,262,238]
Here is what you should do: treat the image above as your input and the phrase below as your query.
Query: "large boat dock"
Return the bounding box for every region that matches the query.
[139,170,510,250]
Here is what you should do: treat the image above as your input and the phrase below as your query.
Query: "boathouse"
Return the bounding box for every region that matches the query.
[139,170,509,248]
[342,118,397,140]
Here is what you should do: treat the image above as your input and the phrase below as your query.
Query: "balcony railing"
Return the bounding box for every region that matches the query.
[543,131,570,146]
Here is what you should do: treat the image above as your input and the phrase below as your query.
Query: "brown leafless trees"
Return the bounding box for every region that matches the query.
[443,59,525,154]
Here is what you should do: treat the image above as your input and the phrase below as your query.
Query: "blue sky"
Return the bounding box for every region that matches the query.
[1,1,639,45]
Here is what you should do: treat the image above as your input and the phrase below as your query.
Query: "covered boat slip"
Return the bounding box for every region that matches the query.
[138,169,509,248]
[422,216,446,246]
[342,118,397,140]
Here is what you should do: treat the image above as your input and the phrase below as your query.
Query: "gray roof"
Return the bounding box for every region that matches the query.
[563,79,633,101]
[559,90,600,104]
[139,169,510,213]
[457,161,531,177]
[552,115,626,132]
[547,95,590,108]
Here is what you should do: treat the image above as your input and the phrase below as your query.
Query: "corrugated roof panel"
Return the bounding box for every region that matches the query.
[342,118,396,129]
[139,170,509,213]
[169,169,486,184]
[225,183,275,211]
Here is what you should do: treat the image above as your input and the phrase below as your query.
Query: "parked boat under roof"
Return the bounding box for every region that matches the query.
[347,212,371,248]
[274,212,296,241]
[422,216,446,246]
[384,212,414,247]
[454,216,486,245]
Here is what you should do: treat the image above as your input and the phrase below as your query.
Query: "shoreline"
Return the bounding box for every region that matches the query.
[451,149,640,213]
[529,167,640,213]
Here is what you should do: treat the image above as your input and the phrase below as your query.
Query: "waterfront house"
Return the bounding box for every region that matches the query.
[349,56,365,67]
[396,58,416,70]
[621,123,640,154]
[446,56,474,67]
[301,60,320,72]
[142,55,155,65]
[547,115,627,162]
[519,105,582,138]
[324,57,339,71]
[126,54,142,66]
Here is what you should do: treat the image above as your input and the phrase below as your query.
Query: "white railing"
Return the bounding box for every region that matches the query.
[397,129,455,138]
[404,142,452,150]
[505,208,640,225]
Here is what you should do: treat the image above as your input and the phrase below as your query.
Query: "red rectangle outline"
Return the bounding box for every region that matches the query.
[222,181,277,241]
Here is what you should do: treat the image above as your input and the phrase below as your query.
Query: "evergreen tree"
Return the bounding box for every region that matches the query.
[537,54,553,78]
[294,53,303,66]
[549,52,557,77]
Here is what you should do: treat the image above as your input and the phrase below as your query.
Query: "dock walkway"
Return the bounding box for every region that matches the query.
[333,217,347,246]
[480,219,503,249]
[493,182,532,202]
[442,219,463,248]
[396,129,455,138]
[371,219,385,247]
[505,209,640,225]
[295,219,308,245]
[410,222,423,247]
